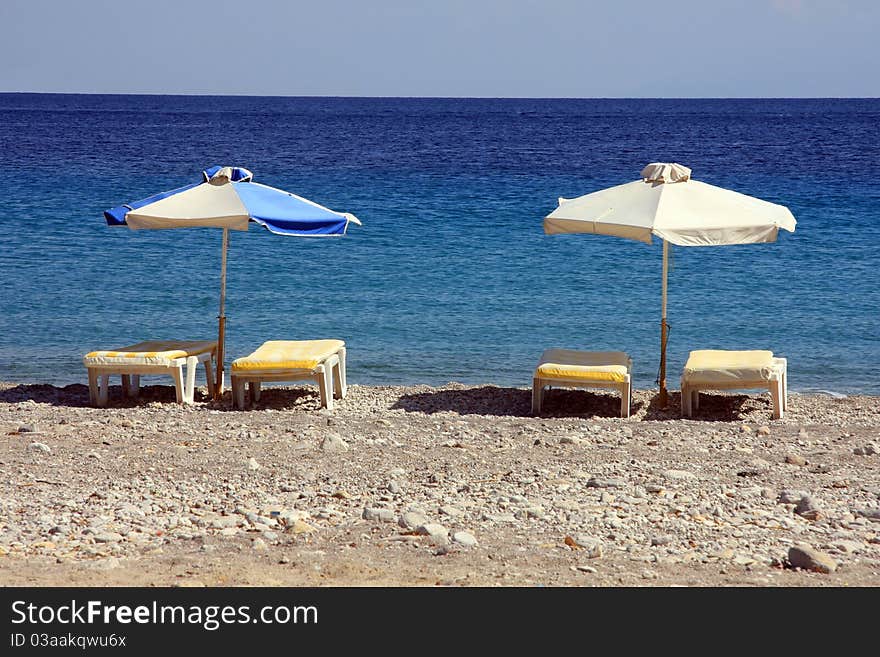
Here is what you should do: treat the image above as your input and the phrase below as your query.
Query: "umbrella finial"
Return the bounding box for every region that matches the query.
[203,166,254,185]
[641,162,691,184]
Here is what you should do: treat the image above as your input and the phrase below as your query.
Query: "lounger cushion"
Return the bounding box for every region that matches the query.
[535,349,630,383]
[84,340,217,366]
[682,350,776,385]
[232,340,344,373]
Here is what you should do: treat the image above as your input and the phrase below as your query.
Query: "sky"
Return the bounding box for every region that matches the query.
[1,0,878,97]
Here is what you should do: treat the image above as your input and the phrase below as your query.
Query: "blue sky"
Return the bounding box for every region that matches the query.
[1,0,877,97]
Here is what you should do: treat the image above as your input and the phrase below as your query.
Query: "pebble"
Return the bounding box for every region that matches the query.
[757,426,771,436]
[416,523,449,544]
[784,454,807,466]
[854,508,880,522]
[289,520,315,534]
[662,470,697,481]
[787,544,837,573]
[586,477,625,488]
[18,424,37,433]
[738,458,771,477]
[93,532,123,543]
[452,531,478,547]
[399,511,428,530]
[576,565,598,574]
[571,535,603,558]
[321,434,350,453]
[363,507,395,523]
[28,442,51,454]
[246,457,260,471]
[278,509,310,526]
[831,540,862,554]
[795,496,823,521]
[778,490,808,505]
[853,443,879,456]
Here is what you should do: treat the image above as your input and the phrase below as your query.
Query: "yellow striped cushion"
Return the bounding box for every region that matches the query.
[683,349,775,385]
[84,340,216,366]
[535,349,631,383]
[232,340,344,373]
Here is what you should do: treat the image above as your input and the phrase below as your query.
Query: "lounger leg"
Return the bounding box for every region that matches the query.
[204,359,216,399]
[334,347,347,399]
[171,366,185,404]
[131,375,140,398]
[316,365,332,411]
[183,356,197,404]
[232,376,245,410]
[249,381,261,403]
[87,369,98,406]
[99,375,110,407]
[681,383,690,417]
[532,377,544,414]
[121,374,131,398]
[692,389,700,413]
[620,382,630,418]
[771,380,783,420]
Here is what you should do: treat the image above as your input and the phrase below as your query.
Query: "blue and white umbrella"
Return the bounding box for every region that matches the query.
[104,166,361,397]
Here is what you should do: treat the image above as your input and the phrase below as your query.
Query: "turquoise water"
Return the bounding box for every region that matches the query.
[1,95,878,393]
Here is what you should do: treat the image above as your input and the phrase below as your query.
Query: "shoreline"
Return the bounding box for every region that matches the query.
[1,381,879,587]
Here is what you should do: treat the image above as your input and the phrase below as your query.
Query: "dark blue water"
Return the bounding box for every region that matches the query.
[1,94,878,393]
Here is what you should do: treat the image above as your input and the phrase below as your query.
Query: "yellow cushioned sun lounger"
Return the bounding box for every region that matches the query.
[532,349,633,417]
[231,340,347,410]
[83,340,217,407]
[680,349,788,419]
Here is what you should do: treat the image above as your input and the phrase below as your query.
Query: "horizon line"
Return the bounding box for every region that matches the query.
[1,90,878,101]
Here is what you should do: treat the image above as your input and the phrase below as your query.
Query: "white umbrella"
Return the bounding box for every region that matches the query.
[544,162,796,406]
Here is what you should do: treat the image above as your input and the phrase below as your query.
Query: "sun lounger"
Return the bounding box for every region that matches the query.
[231,340,347,410]
[83,340,217,407]
[680,349,788,419]
[532,349,633,417]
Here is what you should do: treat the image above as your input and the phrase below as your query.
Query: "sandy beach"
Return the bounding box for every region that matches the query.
[1,380,878,587]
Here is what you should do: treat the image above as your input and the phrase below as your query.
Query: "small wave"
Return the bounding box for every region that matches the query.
[793,388,849,399]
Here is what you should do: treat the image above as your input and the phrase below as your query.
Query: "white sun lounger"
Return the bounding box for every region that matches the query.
[680,349,788,419]
[231,339,347,410]
[83,340,217,407]
[532,349,633,418]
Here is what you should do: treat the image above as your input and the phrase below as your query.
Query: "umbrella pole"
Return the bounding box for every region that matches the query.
[214,228,229,400]
[658,239,669,407]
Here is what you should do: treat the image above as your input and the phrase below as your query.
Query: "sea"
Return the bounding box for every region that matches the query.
[1,94,878,394]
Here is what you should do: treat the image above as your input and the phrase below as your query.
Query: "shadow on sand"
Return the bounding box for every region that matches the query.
[2,382,771,421]
[393,385,769,422]
[0,383,211,408]
[0,382,327,412]
[642,390,771,422]
[392,385,645,419]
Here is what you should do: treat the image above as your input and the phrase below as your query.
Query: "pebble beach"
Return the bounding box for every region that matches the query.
[1,380,879,587]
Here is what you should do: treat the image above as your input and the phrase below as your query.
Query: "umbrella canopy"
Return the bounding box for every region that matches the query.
[105,165,360,235]
[544,162,796,405]
[104,166,361,398]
